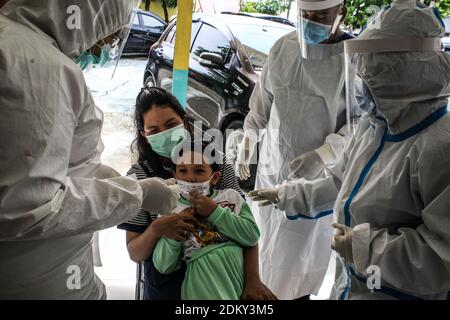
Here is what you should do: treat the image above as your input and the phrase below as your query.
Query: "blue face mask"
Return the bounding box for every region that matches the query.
[301,19,332,45]
[75,44,112,71]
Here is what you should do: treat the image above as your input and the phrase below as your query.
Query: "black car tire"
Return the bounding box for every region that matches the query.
[225,119,257,193]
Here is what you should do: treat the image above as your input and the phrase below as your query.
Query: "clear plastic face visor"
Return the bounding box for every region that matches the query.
[110,5,140,79]
[92,0,142,78]
[344,37,444,134]
[297,0,344,59]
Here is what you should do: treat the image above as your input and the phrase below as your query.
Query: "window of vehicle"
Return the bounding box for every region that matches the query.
[230,24,293,71]
[133,13,140,25]
[170,29,177,45]
[164,25,176,43]
[141,14,165,28]
[444,18,450,36]
[191,24,231,63]
[164,21,200,46]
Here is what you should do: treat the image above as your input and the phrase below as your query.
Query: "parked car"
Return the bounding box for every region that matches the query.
[122,10,167,56]
[144,13,294,132]
[143,13,294,190]
[221,11,296,27]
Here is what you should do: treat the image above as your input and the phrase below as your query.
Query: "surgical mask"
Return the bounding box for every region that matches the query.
[301,19,332,45]
[147,124,188,158]
[176,176,213,200]
[75,44,112,71]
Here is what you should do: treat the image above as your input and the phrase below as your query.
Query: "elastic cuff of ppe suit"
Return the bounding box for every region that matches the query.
[315,144,336,166]
[352,223,371,275]
[274,186,287,212]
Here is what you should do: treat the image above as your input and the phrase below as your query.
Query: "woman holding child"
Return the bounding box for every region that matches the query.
[118,87,276,300]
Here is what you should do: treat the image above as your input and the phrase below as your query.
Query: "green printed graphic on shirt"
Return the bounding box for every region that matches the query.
[176,189,245,260]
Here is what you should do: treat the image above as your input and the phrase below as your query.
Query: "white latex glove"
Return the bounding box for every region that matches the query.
[94,164,121,180]
[248,188,280,207]
[163,178,177,186]
[235,135,257,181]
[225,130,243,168]
[288,150,325,180]
[331,223,354,263]
[139,178,181,215]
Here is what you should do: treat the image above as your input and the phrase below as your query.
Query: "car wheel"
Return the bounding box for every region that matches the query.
[224,119,257,193]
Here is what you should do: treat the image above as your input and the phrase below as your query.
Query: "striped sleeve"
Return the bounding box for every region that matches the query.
[216,153,245,198]
[117,163,158,234]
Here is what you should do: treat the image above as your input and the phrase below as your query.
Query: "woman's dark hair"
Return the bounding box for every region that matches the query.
[175,139,220,173]
[132,86,189,178]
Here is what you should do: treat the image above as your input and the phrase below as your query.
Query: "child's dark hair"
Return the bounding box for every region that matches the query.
[175,139,220,173]
[132,86,190,178]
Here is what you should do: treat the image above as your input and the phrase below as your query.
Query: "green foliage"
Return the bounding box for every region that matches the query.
[163,0,177,8]
[159,0,177,22]
[432,0,450,17]
[241,1,258,13]
[345,0,450,30]
[145,0,177,10]
[242,0,294,16]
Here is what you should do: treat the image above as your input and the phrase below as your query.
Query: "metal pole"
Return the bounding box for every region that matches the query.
[172,0,194,109]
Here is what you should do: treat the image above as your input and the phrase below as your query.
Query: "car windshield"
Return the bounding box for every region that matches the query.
[231,23,293,71]
[444,18,450,36]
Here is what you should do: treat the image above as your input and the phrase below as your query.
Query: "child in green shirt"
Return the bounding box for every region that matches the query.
[152,142,260,300]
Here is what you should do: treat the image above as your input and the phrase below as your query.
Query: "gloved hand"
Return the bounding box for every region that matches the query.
[139,178,181,215]
[225,130,243,167]
[94,164,121,180]
[288,150,325,180]
[248,188,280,207]
[331,223,354,263]
[162,178,176,186]
[235,135,257,181]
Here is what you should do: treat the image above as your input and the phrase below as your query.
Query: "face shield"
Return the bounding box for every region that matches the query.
[297,0,345,59]
[79,0,142,77]
[344,36,443,133]
[109,2,141,78]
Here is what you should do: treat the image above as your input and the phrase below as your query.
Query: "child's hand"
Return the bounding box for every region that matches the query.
[190,191,218,217]
[151,208,197,241]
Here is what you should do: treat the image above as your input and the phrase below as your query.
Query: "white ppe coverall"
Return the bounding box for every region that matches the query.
[245,31,352,299]
[275,0,450,300]
[0,0,144,299]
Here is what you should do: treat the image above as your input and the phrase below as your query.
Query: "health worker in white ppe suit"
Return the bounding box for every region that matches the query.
[251,0,450,300]
[0,0,180,299]
[237,0,355,299]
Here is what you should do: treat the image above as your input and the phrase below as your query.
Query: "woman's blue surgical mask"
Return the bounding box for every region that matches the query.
[75,44,112,71]
[147,124,188,158]
[301,19,333,45]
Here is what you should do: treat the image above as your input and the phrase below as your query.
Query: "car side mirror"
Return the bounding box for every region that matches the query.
[199,52,225,69]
